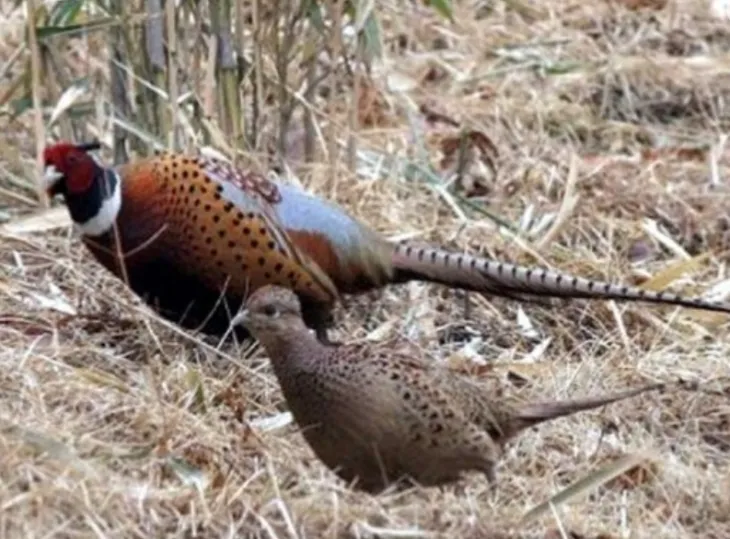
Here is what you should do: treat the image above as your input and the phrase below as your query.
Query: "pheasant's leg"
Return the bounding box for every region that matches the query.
[315,326,340,346]
[301,301,341,346]
[482,464,496,484]
[481,464,498,499]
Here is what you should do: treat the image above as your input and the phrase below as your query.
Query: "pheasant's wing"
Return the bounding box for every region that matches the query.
[348,344,504,481]
[199,157,340,302]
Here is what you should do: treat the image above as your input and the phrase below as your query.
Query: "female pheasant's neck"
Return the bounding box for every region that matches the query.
[256,326,322,369]
[69,166,123,238]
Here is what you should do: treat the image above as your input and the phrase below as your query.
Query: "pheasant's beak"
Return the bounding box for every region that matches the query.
[230,309,249,328]
[42,165,64,196]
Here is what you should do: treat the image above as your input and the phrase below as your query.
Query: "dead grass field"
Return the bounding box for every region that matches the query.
[1,0,730,537]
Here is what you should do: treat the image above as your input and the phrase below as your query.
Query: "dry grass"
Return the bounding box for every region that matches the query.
[1,0,730,537]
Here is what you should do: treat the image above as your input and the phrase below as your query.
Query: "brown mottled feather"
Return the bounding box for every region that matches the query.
[237,285,670,493]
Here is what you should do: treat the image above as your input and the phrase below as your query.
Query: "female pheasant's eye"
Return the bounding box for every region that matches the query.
[262,304,279,318]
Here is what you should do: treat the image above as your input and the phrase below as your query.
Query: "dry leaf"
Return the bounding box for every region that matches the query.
[386,72,418,93]
[603,458,659,490]
[213,375,248,424]
[640,146,707,162]
[610,0,667,9]
[420,103,460,128]
[49,82,88,126]
[357,79,393,128]
[639,251,712,292]
[420,64,449,85]
[439,130,499,197]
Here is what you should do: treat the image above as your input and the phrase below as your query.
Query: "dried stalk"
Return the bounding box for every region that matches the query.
[26,0,48,207]
[252,0,264,149]
[42,48,76,142]
[165,0,181,149]
[234,0,248,151]
[23,0,46,203]
[210,0,242,147]
[302,23,319,164]
[347,36,363,173]
[143,0,167,146]
[109,0,130,164]
[327,0,344,170]
[188,0,210,149]
[275,0,309,160]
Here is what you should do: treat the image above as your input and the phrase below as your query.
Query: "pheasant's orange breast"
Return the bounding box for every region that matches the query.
[118,153,340,306]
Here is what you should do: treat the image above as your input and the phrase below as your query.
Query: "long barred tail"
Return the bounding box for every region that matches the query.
[390,243,730,314]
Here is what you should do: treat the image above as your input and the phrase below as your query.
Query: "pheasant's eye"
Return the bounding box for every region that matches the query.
[262,304,279,318]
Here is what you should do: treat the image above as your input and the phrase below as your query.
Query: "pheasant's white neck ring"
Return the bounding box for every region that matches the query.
[76,170,123,237]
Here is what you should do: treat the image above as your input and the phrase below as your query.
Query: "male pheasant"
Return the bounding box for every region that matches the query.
[43,141,730,342]
[234,285,674,492]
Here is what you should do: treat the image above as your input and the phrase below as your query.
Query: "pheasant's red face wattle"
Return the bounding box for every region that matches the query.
[42,141,121,237]
[43,142,97,197]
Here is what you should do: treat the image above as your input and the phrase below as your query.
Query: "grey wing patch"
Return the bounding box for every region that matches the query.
[198,158,307,264]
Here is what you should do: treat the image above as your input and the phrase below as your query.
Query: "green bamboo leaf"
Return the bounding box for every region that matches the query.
[540,60,582,75]
[185,369,207,414]
[36,17,116,39]
[75,367,131,393]
[343,0,356,19]
[360,13,382,61]
[166,456,210,490]
[426,0,454,21]
[49,0,86,26]
[353,0,375,32]
[65,102,97,119]
[521,452,654,524]
[305,0,327,32]
[7,96,34,121]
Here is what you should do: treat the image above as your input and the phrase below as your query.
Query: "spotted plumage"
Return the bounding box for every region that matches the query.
[234,285,670,492]
[42,141,730,342]
[137,152,338,302]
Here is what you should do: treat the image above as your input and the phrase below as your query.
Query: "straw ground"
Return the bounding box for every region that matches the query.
[1,0,730,537]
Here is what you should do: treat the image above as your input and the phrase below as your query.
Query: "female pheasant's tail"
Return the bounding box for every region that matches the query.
[499,382,667,442]
[390,243,730,314]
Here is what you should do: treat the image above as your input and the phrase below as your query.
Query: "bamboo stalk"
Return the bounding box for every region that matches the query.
[165,0,180,149]
[43,48,76,142]
[327,0,344,171]
[303,22,318,164]
[348,35,363,173]
[275,0,308,160]
[234,0,247,152]
[189,0,209,149]
[144,0,167,146]
[252,0,264,149]
[109,0,130,164]
[26,0,48,207]
[210,0,242,146]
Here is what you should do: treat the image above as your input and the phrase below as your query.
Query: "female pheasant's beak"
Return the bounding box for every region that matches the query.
[43,165,65,197]
[230,309,249,328]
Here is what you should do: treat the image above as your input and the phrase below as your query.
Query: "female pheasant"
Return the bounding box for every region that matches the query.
[234,285,672,492]
[43,140,730,341]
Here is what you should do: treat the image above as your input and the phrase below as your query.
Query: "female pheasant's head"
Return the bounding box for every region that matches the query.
[43,141,122,237]
[231,285,310,341]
